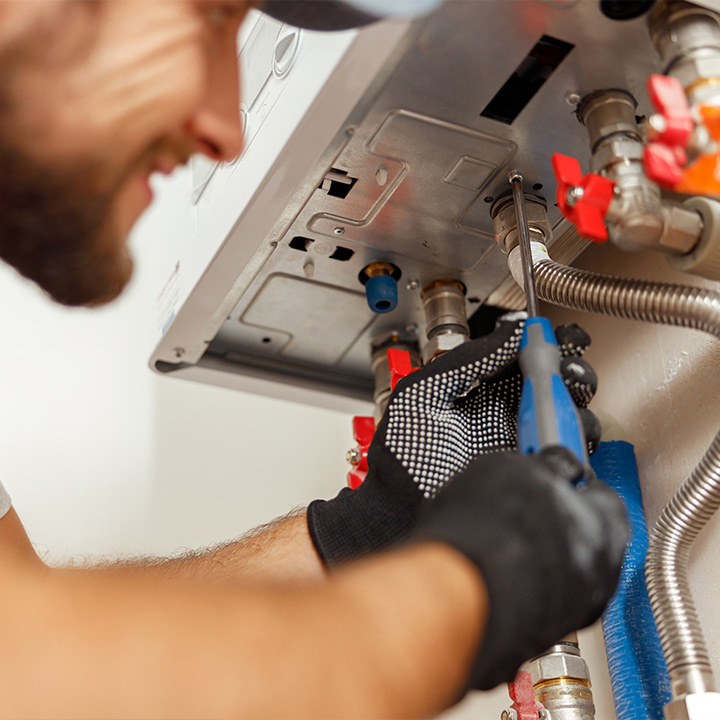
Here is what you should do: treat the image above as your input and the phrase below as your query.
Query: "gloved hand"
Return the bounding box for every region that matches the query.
[308,312,601,566]
[413,446,629,690]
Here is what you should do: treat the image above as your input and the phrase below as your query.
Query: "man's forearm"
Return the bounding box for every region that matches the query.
[48,509,325,584]
[0,542,486,719]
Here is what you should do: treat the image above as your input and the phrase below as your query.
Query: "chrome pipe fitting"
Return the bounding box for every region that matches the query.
[371,335,420,417]
[491,192,551,255]
[528,642,596,720]
[420,279,469,363]
[650,1,720,107]
[577,89,703,257]
[579,89,641,154]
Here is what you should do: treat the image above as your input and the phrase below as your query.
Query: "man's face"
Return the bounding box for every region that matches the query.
[0,1,248,306]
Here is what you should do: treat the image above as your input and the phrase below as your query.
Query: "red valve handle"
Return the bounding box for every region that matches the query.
[644,143,689,188]
[647,74,694,149]
[346,416,375,489]
[507,670,545,720]
[552,153,616,243]
[387,347,420,391]
[643,74,696,189]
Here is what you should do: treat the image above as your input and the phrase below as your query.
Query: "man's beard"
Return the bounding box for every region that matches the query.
[0,146,133,307]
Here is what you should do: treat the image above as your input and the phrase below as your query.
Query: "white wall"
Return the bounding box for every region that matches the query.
[0,179,351,563]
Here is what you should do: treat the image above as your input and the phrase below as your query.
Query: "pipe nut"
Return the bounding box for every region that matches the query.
[650,2,720,59]
[590,137,644,174]
[421,332,468,364]
[673,57,720,104]
[528,651,590,685]
[664,692,720,720]
[660,203,705,255]
[491,193,551,254]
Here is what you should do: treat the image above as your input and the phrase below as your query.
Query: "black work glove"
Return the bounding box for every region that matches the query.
[308,313,601,566]
[413,446,629,691]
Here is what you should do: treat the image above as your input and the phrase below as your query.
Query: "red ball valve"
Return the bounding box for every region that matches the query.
[644,74,695,189]
[552,153,616,243]
[346,349,419,489]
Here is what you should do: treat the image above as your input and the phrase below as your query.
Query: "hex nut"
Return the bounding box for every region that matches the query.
[664,692,720,720]
[660,203,704,255]
[590,138,644,174]
[421,333,468,364]
[672,56,720,101]
[528,651,590,684]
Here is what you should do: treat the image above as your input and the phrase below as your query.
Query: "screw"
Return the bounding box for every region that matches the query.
[346,448,361,465]
[538,710,549,720]
[174,347,185,359]
[648,113,667,135]
[406,279,420,291]
[565,186,585,207]
[333,226,345,236]
[565,91,581,106]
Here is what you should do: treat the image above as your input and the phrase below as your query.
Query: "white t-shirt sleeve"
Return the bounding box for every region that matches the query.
[0,480,11,519]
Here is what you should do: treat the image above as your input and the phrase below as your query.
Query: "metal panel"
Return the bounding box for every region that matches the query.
[152,0,664,408]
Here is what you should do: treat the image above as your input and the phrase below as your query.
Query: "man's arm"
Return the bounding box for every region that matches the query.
[0,504,324,583]
[0,542,486,719]
[0,507,47,574]
[76,509,326,583]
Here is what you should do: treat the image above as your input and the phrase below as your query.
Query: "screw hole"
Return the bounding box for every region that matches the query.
[468,297,481,304]
[484,196,494,203]
[532,183,543,191]
[262,337,272,344]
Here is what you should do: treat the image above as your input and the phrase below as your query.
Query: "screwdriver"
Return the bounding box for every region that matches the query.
[509,171,588,464]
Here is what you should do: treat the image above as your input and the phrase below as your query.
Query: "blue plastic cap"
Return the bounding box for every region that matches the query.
[365,274,398,314]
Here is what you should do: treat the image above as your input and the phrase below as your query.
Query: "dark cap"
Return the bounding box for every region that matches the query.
[259,0,441,31]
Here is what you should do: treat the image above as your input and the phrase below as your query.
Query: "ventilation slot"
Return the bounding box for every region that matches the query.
[329,246,354,261]
[319,169,358,200]
[289,236,314,252]
[480,35,574,125]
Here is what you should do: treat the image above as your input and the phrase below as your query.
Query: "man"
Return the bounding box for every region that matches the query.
[0,2,628,718]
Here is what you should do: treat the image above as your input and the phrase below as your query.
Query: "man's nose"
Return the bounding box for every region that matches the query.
[185,52,244,163]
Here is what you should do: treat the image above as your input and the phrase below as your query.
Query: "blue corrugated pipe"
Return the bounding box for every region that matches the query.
[590,441,672,720]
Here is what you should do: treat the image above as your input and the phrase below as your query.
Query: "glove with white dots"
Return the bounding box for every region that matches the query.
[308,312,601,566]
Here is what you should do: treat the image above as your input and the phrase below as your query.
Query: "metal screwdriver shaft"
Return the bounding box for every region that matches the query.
[509,171,539,318]
[509,172,588,463]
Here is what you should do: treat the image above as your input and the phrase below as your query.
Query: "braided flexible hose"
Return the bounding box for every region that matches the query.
[533,258,720,696]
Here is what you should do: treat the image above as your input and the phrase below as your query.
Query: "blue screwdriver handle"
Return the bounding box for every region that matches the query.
[517,317,588,464]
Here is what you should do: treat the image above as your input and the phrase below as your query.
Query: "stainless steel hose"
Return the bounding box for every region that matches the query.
[533,257,720,698]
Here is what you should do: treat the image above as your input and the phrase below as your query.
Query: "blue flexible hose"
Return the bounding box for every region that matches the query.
[590,441,672,720]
